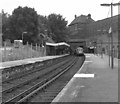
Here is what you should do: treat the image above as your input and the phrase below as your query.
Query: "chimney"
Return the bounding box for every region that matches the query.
[75,15,77,18]
[87,14,91,19]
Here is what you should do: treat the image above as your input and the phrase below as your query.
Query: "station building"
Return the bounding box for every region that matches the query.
[68,14,119,58]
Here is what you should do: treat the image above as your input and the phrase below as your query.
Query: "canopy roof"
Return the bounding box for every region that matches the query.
[46,42,70,47]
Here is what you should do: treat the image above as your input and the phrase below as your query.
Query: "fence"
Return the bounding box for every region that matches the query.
[1,42,46,62]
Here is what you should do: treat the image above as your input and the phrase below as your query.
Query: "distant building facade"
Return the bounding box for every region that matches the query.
[68,14,94,52]
[68,14,119,58]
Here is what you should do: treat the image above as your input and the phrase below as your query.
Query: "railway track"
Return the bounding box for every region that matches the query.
[3,57,84,103]
[2,56,71,95]
[2,55,78,103]
[2,55,69,83]
[23,56,85,103]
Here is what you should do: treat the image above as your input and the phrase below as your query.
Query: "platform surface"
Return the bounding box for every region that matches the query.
[0,54,68,69]
[52,54,118,102]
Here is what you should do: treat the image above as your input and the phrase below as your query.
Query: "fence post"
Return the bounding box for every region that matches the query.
[4,42,7,61]
[43,46,45,56]
[43,47,45,56]
[21,44,23,59]
[36,43,37,51]
[40,46,42,56]
[31,43,32,58]
[117,46,118,58]
[39,44,41,56]
[26,42,29,58]
[36,43,37,57]
[41,47,42,56]
[44,46,46,56]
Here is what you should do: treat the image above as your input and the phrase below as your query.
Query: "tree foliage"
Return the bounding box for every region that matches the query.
[8,6,38,43]
[2,7,69,44]
[48,13,68,42]
[38,15,49,34]
[2,10,11,41]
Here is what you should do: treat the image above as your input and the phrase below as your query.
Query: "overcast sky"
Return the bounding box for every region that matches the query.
[0,0,119,24]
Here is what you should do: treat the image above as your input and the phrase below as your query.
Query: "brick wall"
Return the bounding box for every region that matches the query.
[96,31,118,58]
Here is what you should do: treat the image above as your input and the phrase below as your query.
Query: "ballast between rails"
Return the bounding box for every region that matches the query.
[18,59,76,103]
[4,57,77,103]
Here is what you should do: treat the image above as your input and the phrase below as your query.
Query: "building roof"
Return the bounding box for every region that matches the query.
[68,14,119,42]
[69,14,94,26]
[87,14,118,36]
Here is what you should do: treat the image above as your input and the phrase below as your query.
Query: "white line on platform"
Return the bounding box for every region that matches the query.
[27,61,36,63]
[52,55,93,102]
[85,61,92,63]
[0,67,5,69]
[80,85,85,87]
[86,56,91,58]
[74,73,94,78]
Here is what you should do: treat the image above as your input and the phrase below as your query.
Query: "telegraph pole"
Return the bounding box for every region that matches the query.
[101,2,120,69]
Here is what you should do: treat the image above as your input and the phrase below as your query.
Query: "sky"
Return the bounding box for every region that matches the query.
[0,0,120,25]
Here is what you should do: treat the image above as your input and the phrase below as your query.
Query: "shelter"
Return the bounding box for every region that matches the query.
[46,42,70,55]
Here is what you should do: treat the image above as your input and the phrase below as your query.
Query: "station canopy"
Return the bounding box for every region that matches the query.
[46,42,70,47]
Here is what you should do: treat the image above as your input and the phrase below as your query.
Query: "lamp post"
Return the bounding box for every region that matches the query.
[22,32,27,44]
[101,2,120,69]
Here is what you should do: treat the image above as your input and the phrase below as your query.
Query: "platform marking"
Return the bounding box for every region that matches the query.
[74,73,94,78]
[27,61,36,63]
[85,54,93,58]
[0,67,5,69]
[52,55,93,102]
[84,61,92,63]
[86,56,91,58]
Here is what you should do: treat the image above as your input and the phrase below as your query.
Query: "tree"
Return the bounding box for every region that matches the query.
[48,13,68,42]
[2,7,69,44]
[2,10,11,41]
[38,15,48,34]
[8,6,39,44]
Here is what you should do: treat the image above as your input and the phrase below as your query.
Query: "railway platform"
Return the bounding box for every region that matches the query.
[0,54,68,69]
[52,54,118,102]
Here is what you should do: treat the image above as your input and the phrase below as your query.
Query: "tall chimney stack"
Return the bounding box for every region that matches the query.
[87,14,91,19]
[75,15,77,18]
